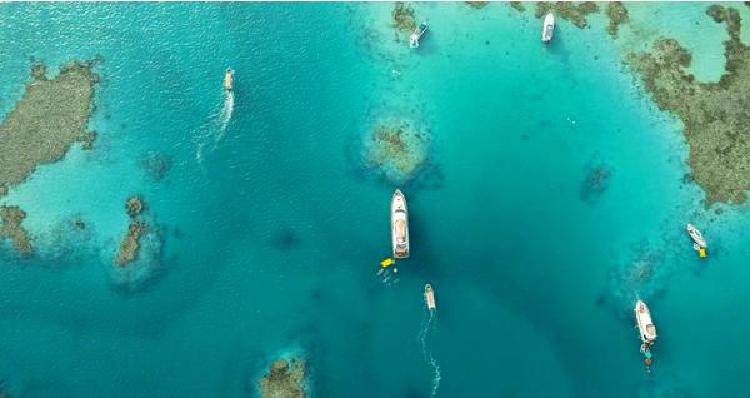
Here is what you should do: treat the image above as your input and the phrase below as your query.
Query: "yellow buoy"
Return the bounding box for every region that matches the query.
[699,247,707,258]
[381,258,395,268]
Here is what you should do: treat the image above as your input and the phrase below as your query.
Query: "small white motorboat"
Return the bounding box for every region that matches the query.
[634,299,657,344]
[541,13,555,43]
[424,284,436,310]
[686,223,707,249]
[224,68,234,91]
[391,189,410,259]
[409,23,428,49]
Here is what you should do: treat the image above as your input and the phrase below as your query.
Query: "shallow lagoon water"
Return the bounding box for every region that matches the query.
[1,2,750,397]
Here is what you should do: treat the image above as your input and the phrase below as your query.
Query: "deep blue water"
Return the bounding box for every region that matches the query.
[2,2,750,397]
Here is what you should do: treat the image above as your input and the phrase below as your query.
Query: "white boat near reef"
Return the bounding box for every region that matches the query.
[224,68,234,91]
[542,13,555,43]
[634,299,657,344]
[424,284,436,310]
[686,223,707,248]
[409,23,428,49]
[391,189,410,259]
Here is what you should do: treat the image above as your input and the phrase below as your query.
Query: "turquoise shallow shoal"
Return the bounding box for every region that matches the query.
[0,2,749,397]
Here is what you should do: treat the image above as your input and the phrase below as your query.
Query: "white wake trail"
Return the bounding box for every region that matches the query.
[418,309,441,398]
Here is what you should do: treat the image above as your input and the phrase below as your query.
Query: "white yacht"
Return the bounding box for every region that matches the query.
[224,68,234,91]
[424,284,436,310]
[634,300,657,344]
[391,189,410,259]
[541,13,555,43]
[409,23,428,49]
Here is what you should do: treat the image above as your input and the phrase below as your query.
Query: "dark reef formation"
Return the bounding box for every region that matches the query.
[141,152,172,181]
[605,2,629,38]
[509,2,525,13]
[628,5,750,204]
[392,2,417,34]
[535,2,599,29]
[0,61,98,197]
[259,358,306,398]
[364,119,430,184]
[580,162,612,204]
[115,196,148,266]
[465,1,488,9]
[0,206,32,255]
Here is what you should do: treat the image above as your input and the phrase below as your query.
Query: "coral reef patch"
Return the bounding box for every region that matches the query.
[392,2,417,34]
[535,2,599,29]
[580,161,612,204]
[0,60,98,197]
[0,206,32,255]
[140,152,172,181]
[115,196,148,266]
[465,1,488,9]
[259,358,306,398]
[509,2,525,13]
[605,2,629,38]
[363,118,430,184]
[627,5,750,204]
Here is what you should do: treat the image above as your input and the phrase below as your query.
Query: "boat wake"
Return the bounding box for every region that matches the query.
[194,90,235,162]
[418,309,441,398]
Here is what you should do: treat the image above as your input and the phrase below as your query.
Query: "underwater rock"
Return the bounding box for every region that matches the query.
[125,195,145,217]
[628,5,750,204]
[580,162,611,204]
[115,221,147,267]
[81,130,97,150]
[140,152,172,181]
[364,119,430,184]
[0,60,98,197]
[116,196,148,266]
[509,2,525,12]
[259,358,306,398]
[392,2,417,34]
[535,2,599,29]
[605,2,629,38]
[465,1,488,9]
[0,205,32,255]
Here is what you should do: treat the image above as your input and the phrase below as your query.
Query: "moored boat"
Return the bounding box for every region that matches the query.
[542,13,555,43]
[686,223,707,257]
[409,23,429,49]
[424,284,436,310]
[224,68,234,91]
[391,189,410,259]
[634,299,657,344]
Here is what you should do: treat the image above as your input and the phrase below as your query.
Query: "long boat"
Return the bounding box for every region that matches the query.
[542,13,555,43]
[391,189,410,259]
[634,299,657,344]
[424,284,436,310]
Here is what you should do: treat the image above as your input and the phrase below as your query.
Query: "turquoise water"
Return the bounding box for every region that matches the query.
[1,2,749,397]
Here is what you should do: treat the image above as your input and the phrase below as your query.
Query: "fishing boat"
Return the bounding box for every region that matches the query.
[391,189,410,259]
[224,68,234,91]
[541,13,555,43]
[634,300,657,344]
[424,284,436,310]
[686,223,707,257]
[409,23,428,49]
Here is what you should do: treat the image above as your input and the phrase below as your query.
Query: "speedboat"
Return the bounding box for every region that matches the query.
[409,23,428,49]
[686,223,707,257]
[634,300,657,344]
[224,68,234,91]
[541,13,555,43]
[391,189,410,259]
[424,284,436,310]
